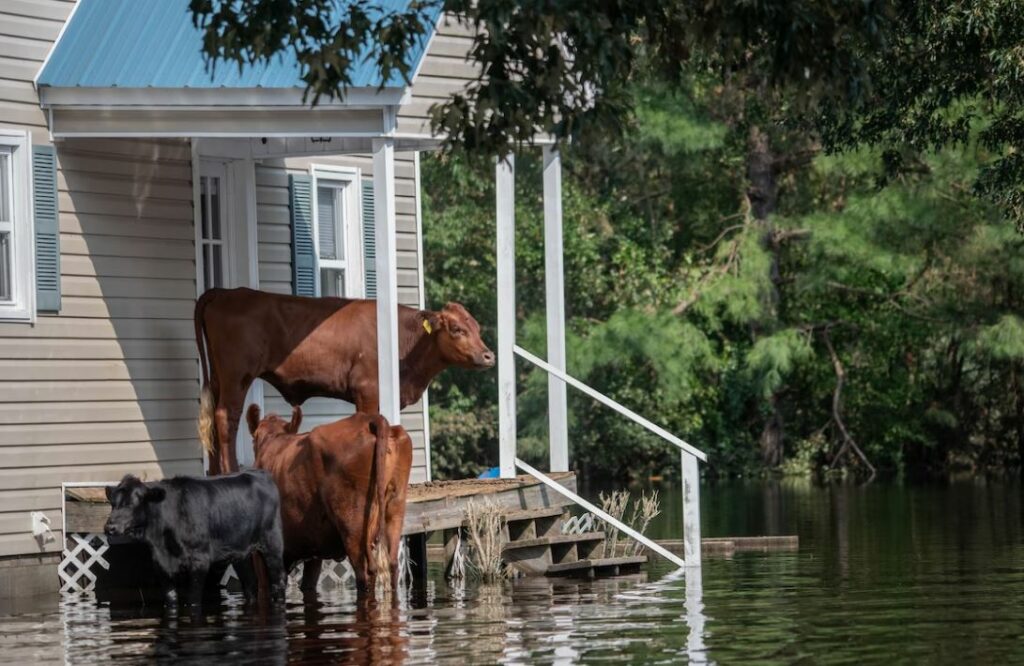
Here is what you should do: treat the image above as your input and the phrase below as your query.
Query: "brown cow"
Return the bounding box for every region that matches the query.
[195,287,493,474]
[246,405,413,598]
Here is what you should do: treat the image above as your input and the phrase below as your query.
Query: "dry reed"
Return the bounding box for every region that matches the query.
[464,498,508,580]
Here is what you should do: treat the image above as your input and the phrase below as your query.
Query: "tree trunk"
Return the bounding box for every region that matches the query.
[748,124,785,467]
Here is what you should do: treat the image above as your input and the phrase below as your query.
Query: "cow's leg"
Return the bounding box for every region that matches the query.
[386,503,404,595]
[259,526,286,602]
[234,557,258,603]
[159,575,179,609]
[205,377,222,476]
[299,559,322,593]
[187,567,208,608]
[342,533,374,598]
[354,394,379,414]
[262,549,286,603]
[215,382,249,473]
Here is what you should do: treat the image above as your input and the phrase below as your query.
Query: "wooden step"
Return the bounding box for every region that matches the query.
[503,507,566,541]
[503,532,604,551]
[546,556,648,579]
[502,506,567,523]
[503,532,607,575]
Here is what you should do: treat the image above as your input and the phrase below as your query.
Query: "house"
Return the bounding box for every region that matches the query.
[0,0,492,596]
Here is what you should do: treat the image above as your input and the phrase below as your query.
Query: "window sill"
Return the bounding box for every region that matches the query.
[0,306,36,323]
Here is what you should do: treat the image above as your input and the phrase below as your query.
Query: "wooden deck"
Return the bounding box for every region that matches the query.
[63,473,579,536]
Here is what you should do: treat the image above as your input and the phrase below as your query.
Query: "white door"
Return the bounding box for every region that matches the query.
[197,158,261,468]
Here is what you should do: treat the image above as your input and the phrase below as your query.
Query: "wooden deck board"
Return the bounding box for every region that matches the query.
[64,473,579,536]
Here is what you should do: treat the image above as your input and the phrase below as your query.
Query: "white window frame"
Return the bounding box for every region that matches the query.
[195,159,233,294]
[311,164,365,298]
[0,130,35,323]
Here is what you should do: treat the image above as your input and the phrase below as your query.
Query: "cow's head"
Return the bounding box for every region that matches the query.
[247,404,302,451]
[426,302,495,370]
[104,475,164,539]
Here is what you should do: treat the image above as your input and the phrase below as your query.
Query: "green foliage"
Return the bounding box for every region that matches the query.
[424,76,1024,481]
[976,316,1024,361]
[745,330,814,400]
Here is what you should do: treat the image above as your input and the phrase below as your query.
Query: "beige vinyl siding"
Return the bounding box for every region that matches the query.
[0,0,69,144]
[0,0,204,556]
[0,135,204,558]
[255,151,430,482]
[398,15,481,137]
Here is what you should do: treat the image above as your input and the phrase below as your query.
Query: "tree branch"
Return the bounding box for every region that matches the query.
[673,237,742,316]
[822,327,876,481]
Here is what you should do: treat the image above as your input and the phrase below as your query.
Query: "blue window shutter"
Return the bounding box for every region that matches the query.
[289,174,316,297]
[361,179,376,299]
[33,145,60,312]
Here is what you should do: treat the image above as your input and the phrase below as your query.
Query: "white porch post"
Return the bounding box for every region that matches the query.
[682,451,702,567]
[496,154,516,479]
[373,136,401,424]
[543,146,569,473]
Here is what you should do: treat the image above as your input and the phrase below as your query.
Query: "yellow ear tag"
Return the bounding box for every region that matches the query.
[423,319,433,334]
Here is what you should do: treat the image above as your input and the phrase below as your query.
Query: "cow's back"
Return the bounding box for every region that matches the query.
[201,287,384,403]
[254,433,341,562]
[147,471,281,568]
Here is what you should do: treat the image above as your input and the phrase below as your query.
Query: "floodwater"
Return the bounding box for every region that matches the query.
[2,478,1023,664]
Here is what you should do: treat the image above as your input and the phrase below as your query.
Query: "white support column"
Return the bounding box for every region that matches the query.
[413,151,432,481]
[496,154,516,479]
[543,146,569,473]
[682,451,702,568]
[373,137,401,425]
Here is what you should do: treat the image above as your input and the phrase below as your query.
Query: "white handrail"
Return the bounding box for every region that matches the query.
[515,458,686,569]
[513,345,708,462]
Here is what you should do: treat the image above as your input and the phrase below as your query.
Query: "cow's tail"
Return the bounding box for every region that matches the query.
[194,290,216,454]
[368,414,391,589]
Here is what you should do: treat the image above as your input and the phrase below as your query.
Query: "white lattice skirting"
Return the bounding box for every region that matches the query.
[59,534,110,593]
[60,534,412,594]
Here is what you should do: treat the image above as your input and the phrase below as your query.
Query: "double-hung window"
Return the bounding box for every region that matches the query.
[312,166,364,298]
[0,131,33,322]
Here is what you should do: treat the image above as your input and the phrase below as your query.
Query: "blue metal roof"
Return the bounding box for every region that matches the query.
[38,0,437,89]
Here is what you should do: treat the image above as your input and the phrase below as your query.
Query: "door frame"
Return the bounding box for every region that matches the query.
[191,141,262,469]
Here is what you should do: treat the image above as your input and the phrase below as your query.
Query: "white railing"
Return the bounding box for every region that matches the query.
[513,345,706,568]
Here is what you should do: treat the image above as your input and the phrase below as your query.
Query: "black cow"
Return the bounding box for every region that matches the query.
[104,471,286,608]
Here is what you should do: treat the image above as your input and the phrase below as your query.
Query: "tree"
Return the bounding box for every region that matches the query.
[189,0,889,156]
[820,0,1024,230]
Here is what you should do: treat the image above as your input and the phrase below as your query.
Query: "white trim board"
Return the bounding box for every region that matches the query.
[39,86,409,108]
[0,130,36,324]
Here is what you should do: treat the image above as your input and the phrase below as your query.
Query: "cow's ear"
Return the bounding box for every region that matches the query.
[104,485,114,504]
[421,311,442,335]
[288,406,303,434]
[144,486,166,503]
[246,403,262,436]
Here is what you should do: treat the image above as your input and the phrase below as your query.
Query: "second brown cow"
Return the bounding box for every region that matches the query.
[196,287,493,473]
[246,405,413,597]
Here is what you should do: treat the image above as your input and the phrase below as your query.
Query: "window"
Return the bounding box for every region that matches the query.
[198,163,229,293]
[0,131,33,322]
[312,166,364,298]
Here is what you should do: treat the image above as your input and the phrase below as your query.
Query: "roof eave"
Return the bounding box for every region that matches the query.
[37,85,411,109]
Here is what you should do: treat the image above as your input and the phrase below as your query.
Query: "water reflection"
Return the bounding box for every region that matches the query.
[4,479,1024,664]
